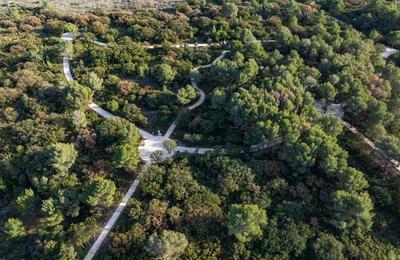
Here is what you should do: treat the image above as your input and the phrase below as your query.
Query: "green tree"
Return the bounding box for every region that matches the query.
[28,142,78,179]
[330,190,374,233]
[163,140,177,154]
[318,114,343,137]
[82,177,116,207]
[41,198,64,227]
[16,188,36,216]
[210,88,226,109]
[151,150,164,163]
[112,142,141,169]
[66,217,99,246]
[106,100,119,112]
[87,72,103,91]
[57,243,77,260]
[261,217,312,258]
[69,110,87,131]
[221,2,238,18]
[388,30,400,47]
[98,117,141,146]
[318,82,337,112]
[145,230,188,259]
[64,81,93,109]
[177,85,197,105]
[377,135,400,173]
[280,141,316,175]
[228,204,267,243]
[4,218,26,239]
[57,187,80,217]
[155,64,176,85]
[324,0,345,13]
[337,167,368,192]
[122,103,148,125]
[47,143,78,173]
[313,233,345,260]
[365,100,391,129]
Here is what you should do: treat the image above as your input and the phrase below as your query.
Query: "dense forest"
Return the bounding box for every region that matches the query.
[0,0,400,259]
[320,0,400,47]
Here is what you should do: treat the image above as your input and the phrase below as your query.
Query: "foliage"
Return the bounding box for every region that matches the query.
[64,81,93,109]
[177,85,197,105]
[81,177,116,207]
[15,189,37,216]
[1,2,400,258]
[330,190,374,233]
[228,204,267,243]
[145,230,188,259]
[112,142,141,169]
[4,218,26,240]
[312,233,345,260]
[98,116,141,145]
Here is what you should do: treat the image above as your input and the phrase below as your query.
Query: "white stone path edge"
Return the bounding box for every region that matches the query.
[61,33,232,260]
[315,48,400,171]
[61,32,398,259]
[164,50,230,138]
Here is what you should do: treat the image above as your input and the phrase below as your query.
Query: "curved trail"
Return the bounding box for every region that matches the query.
[62,32,399,259]
[61,33,220,260]
[61,33,251,259]
[164,50,229,138]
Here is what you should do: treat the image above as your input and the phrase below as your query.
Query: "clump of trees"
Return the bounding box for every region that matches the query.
[0,9,144,258]
[321,0,400,47]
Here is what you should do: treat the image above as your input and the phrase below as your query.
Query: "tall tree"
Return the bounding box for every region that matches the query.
[57,243,77,260]
[47,143,78,173]
[41,198,64,227]
[312,233,345,260]
[98,117,141,146]
[112,142,141,169]
[4,218,26,239]
[64,81,93,110]
[27,142,77,180]
[228,204,267,243]
[221,2,238,18]
[330,190,374,233]
[377,135,400,173]
[82,177,116,207]
[145,230,188,259]
[318,82,337,112]
[155,64,176,86]
[163,140,177,154]
[69,110,87,131]
[87,72,103,91]
[15,188,37,217]
[177,85,197,105]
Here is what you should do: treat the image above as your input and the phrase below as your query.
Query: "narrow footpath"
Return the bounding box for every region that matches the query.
[61,33,231,259]
[61,32,399,259]
[164,50,229,138]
